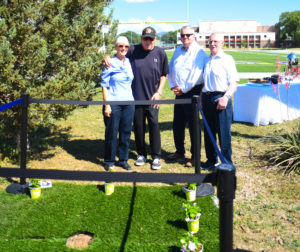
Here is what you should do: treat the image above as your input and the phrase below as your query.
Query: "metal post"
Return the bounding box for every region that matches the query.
[20,94,29,184]
[192,95,201,174]
[217,163,236,252]
[192,95,214,197]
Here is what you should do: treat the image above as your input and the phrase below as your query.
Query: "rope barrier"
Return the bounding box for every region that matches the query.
[0,167,214,184]
[30,98,192,106]
[0,98,23,112]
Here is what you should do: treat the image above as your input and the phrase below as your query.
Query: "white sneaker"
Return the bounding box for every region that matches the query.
[151,158,161,170]
[135,155,146,166]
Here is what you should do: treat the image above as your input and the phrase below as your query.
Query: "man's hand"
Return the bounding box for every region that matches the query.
[103,56,112,68]
[171,87,183,96]
[199,92,203,108]
[216,96,229,110]
[104,105,112,117]
[151,92,161,109]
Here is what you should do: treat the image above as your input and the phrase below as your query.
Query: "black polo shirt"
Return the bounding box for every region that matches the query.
[126,44,169,101]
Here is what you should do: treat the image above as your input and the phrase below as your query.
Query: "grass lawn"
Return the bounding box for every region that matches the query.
[0,49,299,251]
[0,184,219,251]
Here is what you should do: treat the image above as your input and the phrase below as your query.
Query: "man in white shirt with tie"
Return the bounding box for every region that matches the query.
[167,25,207,167]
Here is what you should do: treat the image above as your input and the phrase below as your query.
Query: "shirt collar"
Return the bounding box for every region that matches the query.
[210,49,225,59]
[181,41,197,52]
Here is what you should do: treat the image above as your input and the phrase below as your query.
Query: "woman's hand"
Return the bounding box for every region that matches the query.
[104,105,112,117]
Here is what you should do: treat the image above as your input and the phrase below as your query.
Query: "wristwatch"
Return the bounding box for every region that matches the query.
[225,94,231,99]
[156,91,162,96]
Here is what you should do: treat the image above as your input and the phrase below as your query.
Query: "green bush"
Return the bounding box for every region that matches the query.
[259,124,300,175]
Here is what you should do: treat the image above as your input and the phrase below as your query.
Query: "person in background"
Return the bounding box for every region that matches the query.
[201,33,239,169]
[101,36,135,171]
[167,25,207,167]
[104,26,169,170]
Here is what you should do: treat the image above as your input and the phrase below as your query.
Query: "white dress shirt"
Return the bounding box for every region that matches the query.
[203,50,239,92]
[168,41,207,93]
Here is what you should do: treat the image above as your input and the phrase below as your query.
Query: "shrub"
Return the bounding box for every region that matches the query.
[259,124,300,175]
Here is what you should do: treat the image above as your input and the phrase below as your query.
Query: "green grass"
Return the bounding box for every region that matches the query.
[0,184,219,251]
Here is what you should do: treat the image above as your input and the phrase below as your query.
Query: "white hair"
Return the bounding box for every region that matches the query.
[116,36,129,45]
[210,33,224,41]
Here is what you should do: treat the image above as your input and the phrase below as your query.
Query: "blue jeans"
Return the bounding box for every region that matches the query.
[202,93,233,165]
[103,105,135,166]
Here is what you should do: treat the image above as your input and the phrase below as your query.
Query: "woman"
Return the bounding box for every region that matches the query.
[101,36,134,171]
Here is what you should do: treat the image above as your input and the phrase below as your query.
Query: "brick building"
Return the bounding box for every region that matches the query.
[178,20,279,48]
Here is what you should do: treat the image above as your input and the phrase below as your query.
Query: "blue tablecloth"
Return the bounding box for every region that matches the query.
[233,82,300,125]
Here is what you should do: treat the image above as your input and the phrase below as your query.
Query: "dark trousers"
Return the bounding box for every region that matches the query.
[202,93,233,165]
[173,85,202,160]
[103,105,135,166]
[133,105,161,159]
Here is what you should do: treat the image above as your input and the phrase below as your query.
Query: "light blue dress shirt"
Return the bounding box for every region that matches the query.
[168,41,208,93]
[100,56,134,101]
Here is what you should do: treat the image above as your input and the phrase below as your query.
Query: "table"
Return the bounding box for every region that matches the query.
[233,82,300,125]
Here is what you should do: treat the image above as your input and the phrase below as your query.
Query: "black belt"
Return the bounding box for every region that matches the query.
[202,91,225,95]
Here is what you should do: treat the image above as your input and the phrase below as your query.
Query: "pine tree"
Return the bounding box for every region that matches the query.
[0,0,117,160]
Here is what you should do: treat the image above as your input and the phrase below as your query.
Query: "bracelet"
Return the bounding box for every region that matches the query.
[156,91,162,96]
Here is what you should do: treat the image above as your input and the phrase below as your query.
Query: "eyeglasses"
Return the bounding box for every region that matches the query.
[118,45,129,49]
[209,40,220,44]
[181,33,193,38]
[142,37,154,41]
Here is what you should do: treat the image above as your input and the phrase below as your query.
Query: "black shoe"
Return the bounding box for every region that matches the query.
[120,162,132,170]
[201,161,218,171]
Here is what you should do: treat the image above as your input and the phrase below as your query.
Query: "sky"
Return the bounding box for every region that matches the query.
[109,0,299,34]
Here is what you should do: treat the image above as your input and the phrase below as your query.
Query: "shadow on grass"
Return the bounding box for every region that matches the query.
[231,130,262,140]
[120,182,137,252]
[167,220,186,230]
[59,139,104,165]
[167,246,180,252]
[25,121,178,165]
[172,189,185,200]
[233,249,252,252]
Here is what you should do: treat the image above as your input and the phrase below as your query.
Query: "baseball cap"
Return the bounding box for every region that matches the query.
[141,27,156,39]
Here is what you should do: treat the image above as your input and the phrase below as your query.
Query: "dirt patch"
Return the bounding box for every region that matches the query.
[66,232,94,250]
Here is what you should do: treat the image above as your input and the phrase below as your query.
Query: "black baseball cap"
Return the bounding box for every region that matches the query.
[141,26,156,39]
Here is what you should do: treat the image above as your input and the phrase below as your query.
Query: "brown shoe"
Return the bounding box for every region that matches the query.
[167,152,185,160]
[185,159,194,167]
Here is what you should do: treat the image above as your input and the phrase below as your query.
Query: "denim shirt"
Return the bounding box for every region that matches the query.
[100,56,134,101]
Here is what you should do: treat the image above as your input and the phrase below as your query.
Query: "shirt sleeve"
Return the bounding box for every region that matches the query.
[168,53,176,89]
[161,49,169,77]
[226,55,239,83]
[100,67,111,87]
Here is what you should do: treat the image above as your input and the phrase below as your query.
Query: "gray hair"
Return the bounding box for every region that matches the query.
[210,33,224,41]
[116,36,129,45]
[181,25,194,34]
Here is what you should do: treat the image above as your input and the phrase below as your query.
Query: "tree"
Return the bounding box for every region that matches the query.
[160,30,179,44]
[278,11,300,47]
[118,30,140,45]
[0,0,117,160]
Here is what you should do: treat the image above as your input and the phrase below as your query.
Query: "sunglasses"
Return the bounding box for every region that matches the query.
[142,37,154,41]
[181,33,193,38]
[118,45,129,49]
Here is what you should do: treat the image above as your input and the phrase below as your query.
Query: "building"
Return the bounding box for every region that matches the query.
[178,20,279,48]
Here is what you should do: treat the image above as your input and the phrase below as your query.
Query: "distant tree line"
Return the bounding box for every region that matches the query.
[278,10,300,47]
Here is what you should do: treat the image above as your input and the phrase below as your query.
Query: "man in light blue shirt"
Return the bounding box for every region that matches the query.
[168,25,207,167]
